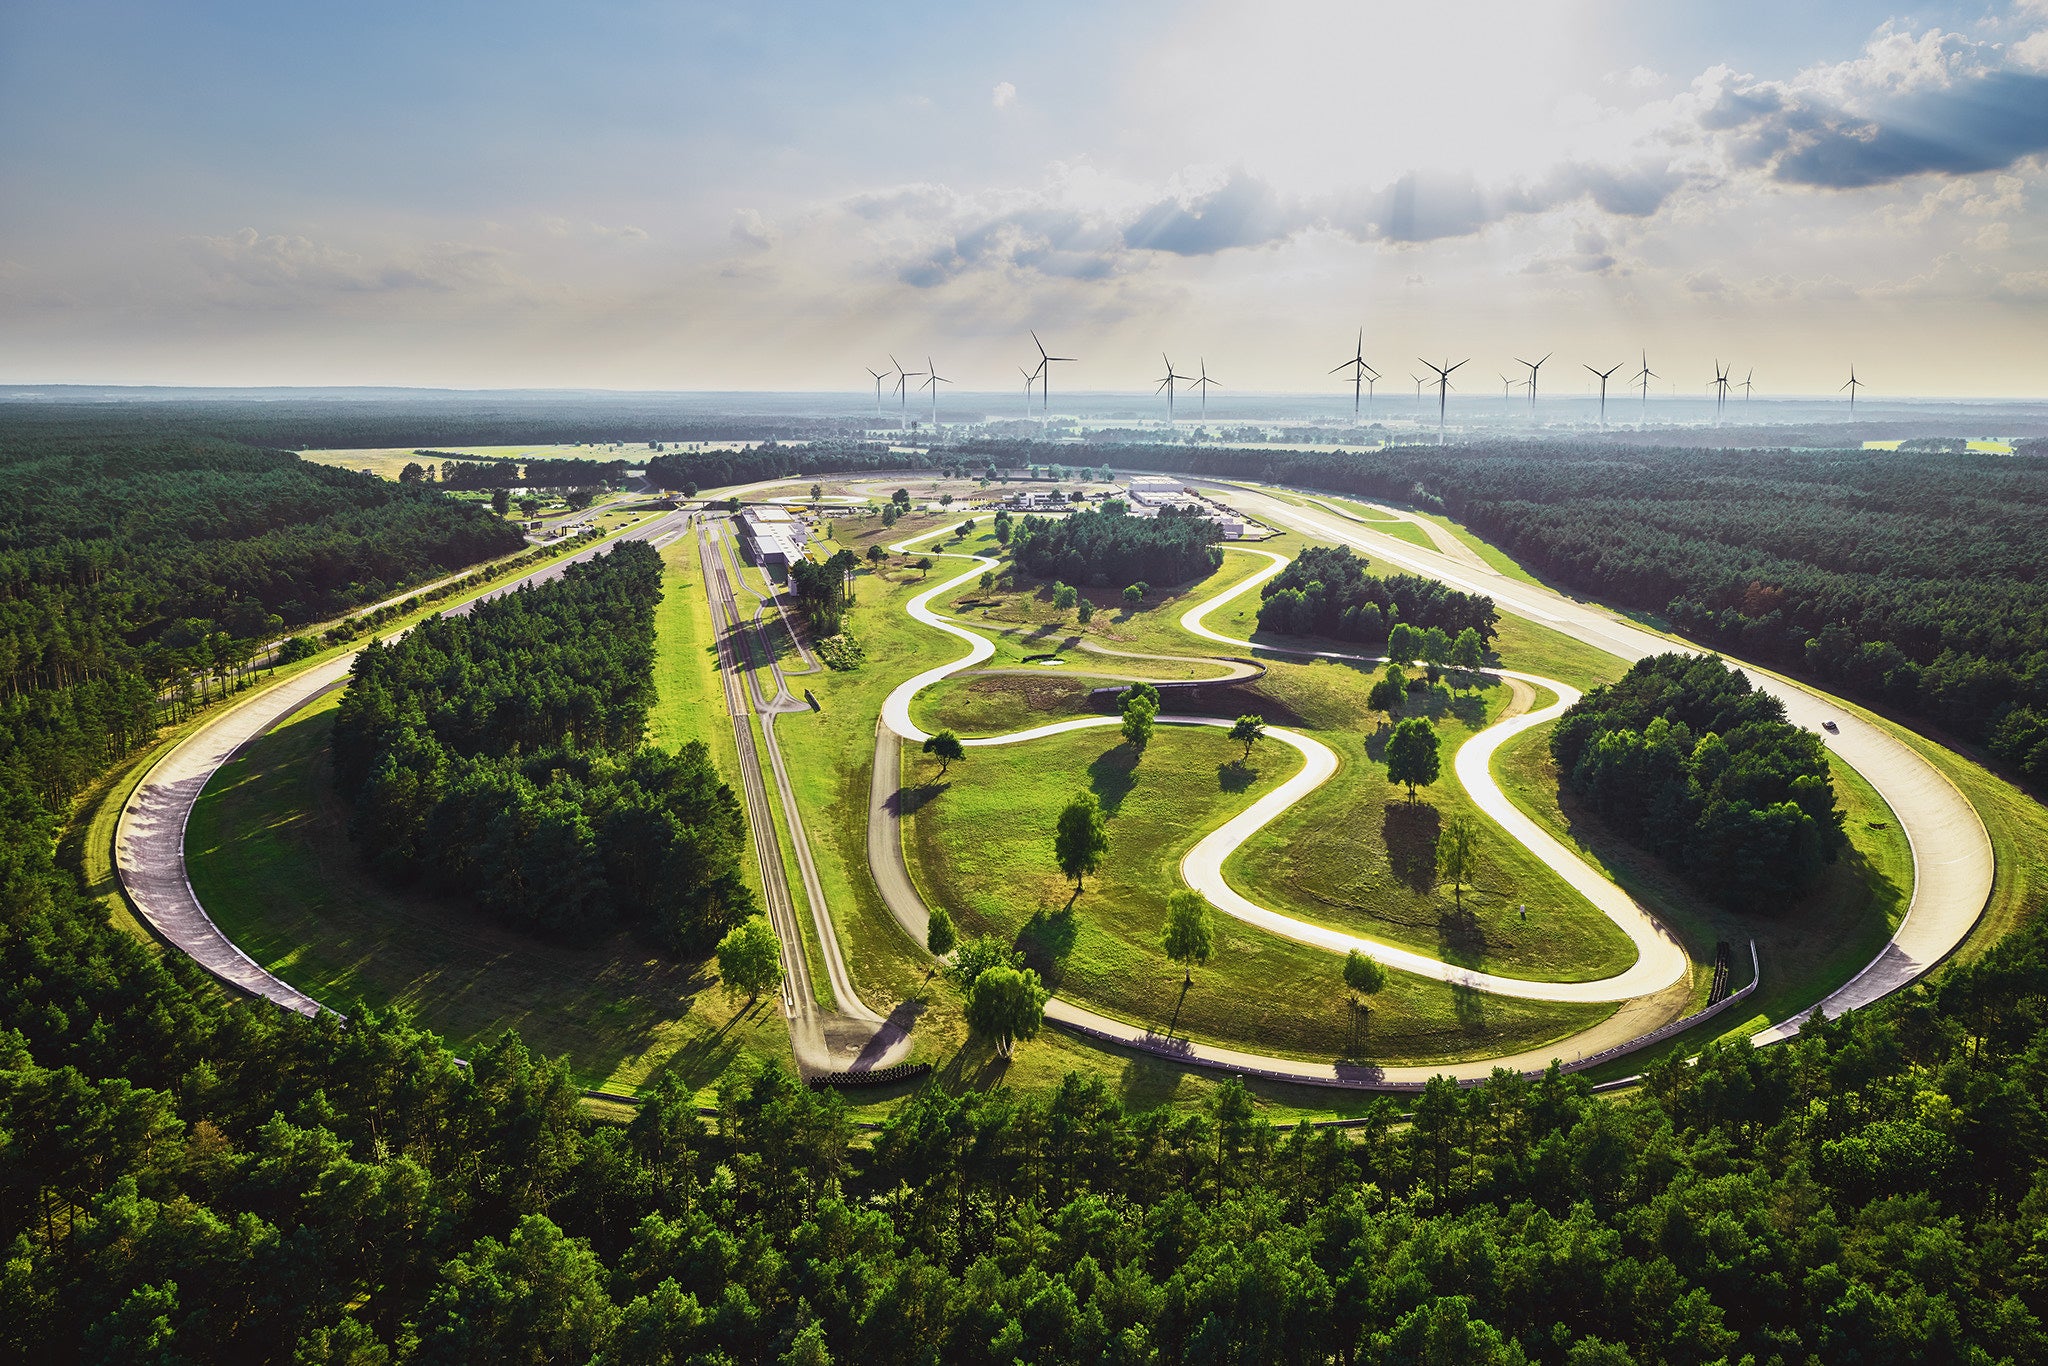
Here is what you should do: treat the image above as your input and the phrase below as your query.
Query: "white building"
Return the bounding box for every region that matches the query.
[1127,475,1187,506]
[740,506,807,568]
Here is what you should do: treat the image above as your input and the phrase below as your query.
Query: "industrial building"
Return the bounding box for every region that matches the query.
[739,505,807,568]
[1126,475,1187,506]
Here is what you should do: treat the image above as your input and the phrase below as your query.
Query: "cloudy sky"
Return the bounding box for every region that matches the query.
[4,1,2047,396]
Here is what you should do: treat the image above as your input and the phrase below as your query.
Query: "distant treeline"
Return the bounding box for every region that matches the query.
[419,456,627,490]
[332,542,754,950]
[1553,654,1846,907]
[963,438,2048,795]
[1256,544,1498,645]
[1010,505,1223,587]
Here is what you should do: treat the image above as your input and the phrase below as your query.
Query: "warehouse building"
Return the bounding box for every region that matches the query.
[739,506,807,568]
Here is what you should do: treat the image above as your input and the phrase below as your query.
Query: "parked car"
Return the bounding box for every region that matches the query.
[1822,719,1839,733]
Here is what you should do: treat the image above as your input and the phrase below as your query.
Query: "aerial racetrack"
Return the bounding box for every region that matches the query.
[116,473,1996,1095]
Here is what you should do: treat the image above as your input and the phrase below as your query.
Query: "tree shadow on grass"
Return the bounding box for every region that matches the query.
[1450,981,1489,1035]
[1088,744,1140,813]
[1383,802,1441,894]
[1016,907,1079,988]
[1217,760,1260,793]
[888,781,950,818]
[934,1032,1011,1095]
[1436,901,1489,969]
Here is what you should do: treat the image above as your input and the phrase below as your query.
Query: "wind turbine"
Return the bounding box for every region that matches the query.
[1740,368,1754,404]
[1411,373,1427,417]
[1419,357,1468,445]
[1500,374,1519,408]
[1330,328,1377,422]
[890,354,924,430]
[1018,363,1041,420]
[1842,365,1863,417]
[1031,331,1075,421]
[1188,358,1219,422]
[1515,352,1551,415]
[1585,361,1623,428]
[1711,361,1731,422]
[1154,352,1193,423]
[920,355,950,428]
[1634,350,1657,423]
[866,366,887,416]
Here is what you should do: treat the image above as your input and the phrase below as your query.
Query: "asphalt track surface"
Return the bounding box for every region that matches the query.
[115,511,694,1019]
[1207,483,1996,1049]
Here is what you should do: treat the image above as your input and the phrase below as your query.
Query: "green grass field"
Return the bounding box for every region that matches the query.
[901,723,1614,1064]
[185,693,790,1095]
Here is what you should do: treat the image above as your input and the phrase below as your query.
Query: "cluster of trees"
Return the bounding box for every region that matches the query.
[1256,545,1499,646]
[1553,654,1847,908]
[332,542,755,950]
[0,434,523,814]
[1010,506,1223,588]
[788,549,858,636]
[969,438,2048,793]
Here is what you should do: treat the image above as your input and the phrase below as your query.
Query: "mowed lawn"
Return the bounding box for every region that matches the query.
[1226,658,1640,982]
[184,547,793,1097]
[902,723,1612,1065]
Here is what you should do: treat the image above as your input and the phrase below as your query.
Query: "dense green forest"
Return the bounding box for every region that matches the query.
[1009,506,1223,588]
[331,542,755,950]
[1552,655,1846,908]
[3,417,2048,1360]
[1255,545,1499,645]
[0,434,523,815]
[972,438,2048,793]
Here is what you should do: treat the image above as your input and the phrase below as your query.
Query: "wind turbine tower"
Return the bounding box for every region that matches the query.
[1842,365,1863,417]
[1516,352,1551,416]
[1712,361,1731,422]
[1585,362,1622,428]
[866,366,887,417]
[890,355,924,430]
[1330,329,1378,422]
[1031,331,1076,422]
[1018,364,1041,421]
[1154,353,1192,424]
[1634,350,1657,423]
[1741,368,1754,405]
[920,355,950,429]
[1188,359,1219,422]
[1419,357,1468,445]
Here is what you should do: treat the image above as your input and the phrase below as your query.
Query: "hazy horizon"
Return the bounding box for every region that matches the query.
[5,2,2048,395]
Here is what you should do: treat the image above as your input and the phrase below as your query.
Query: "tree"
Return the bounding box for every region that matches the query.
[1229,714,1265,762]
[682,480,699,497]
[964,965,1049,1058]
[716,917,784,1004]
[994,518,1012,545]
[725,496,743,514]
[1119,680,1161,712]
[1344,948,1388,1007]
[940,493,954,507]
[925,905,957,958]
[1077,598,1095,625]
[1387,622,1419,663]
[914,556,933,578]
[491,487,512,517]
[1451,626,1485,674]
[947,933,1021,989]
[520,497,541,519]
[881,504,900,529]
[1124,583,1146,607]
[1121,693,1157,752]
[1419,626,1452,667]
[922,729,965,775]
[978,569,995,591]
[809,483,822,501]
[866,544,886,570]
[566,487,597,511]
[1052,582,1078,614]
[1437,814,1481,906]
[1161,889,1215,986]
[1367,668,1407,723]
[1384,717,1441,799]
[399,461,426,484]
[893,488,911,507]
[1054,791,1110,890]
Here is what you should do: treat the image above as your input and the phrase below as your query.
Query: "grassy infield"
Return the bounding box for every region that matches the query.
[107,479,2048,1121]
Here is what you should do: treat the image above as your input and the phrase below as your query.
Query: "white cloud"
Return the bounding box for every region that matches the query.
[730,207,780,252]
[992,80,1016,109]
[187,228,515,295]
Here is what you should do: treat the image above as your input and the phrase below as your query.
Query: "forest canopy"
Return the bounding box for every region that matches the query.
[1008,505,1223,587]
[1256,543,1498,644]
[331,541,754,950]
[1552,653,1846,908]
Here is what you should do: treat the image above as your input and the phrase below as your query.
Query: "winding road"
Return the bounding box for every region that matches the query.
[117,469,1999,1095]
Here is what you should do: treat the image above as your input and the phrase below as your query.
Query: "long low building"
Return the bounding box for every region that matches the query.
[739,506,807,567]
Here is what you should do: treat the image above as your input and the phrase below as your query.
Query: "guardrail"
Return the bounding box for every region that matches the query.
[806,1061,932,1090]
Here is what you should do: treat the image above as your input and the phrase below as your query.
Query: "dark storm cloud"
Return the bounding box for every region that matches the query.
[1717,68,2048,189]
